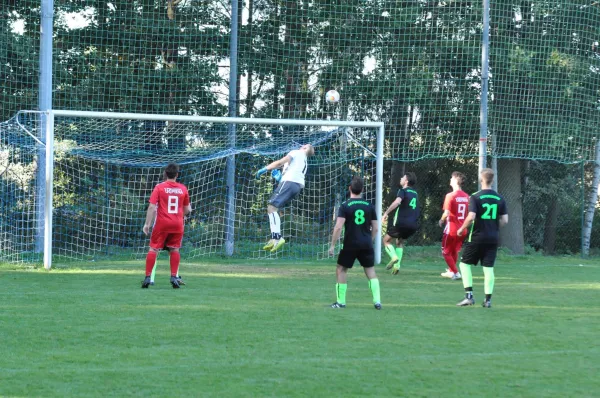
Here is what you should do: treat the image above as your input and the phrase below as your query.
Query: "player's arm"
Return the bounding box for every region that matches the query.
[143,203,157,235]
[256,155,292,178]
[184,204,192,216]
[328,216,346,256]
[439,210,450,227]
[457,211,476,236]
[370,219,378,241]
[439,193,451,227]
[499,199,508,227]
[382,197,402,221]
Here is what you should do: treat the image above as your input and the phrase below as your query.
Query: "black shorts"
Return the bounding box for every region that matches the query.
[268,181,303,208]
[337,248,375,269]
[386,225,417,240]
[461,241,498,267]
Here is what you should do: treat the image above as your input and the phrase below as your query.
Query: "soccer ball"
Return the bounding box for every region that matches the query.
[325,89,340,103]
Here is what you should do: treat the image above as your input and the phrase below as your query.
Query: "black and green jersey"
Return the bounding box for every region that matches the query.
[392,187,419,227]
[467,189,508,244]
[338,199,377,250]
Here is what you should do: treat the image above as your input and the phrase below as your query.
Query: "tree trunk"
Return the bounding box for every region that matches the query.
[498,158,525,254]
[387,105,410,201]
[542,196,558,255]
[583,142,600,256]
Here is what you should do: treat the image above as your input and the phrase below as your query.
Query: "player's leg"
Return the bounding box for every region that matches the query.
[383,233,398,269]
[332,250,354,308]
[360,250,381,310]
[265,182,302,252]
[150,255,158,285]
[441,234,459,278]
[165,233,184,289]
[456,243,479,306]
[452,238,465,280]
[481,244,498,308]
[391,237,405,275]
[142,231,166,288]
[264,205,281,250]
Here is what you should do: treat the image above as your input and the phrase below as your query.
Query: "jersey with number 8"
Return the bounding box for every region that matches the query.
[443,190,470,237]
[149,181,190,233]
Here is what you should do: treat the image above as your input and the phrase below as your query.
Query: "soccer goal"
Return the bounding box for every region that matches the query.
[1,110,384,269]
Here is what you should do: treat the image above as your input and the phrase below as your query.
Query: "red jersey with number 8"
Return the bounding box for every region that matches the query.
[149,181,190,233]
[443,190,470,236]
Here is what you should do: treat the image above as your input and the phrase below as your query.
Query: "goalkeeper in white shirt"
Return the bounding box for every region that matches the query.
[256,144,315,252]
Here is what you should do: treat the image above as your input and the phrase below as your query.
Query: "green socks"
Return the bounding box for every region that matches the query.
[384,244,397,260]
[150,259,157,282]
[368,279,381,304]
[336,283,347,305]
[483,266,495,295]
[395,247,404,267]
[459,262,473,289]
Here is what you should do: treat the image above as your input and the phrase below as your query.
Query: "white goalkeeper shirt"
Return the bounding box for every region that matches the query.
[281,150,308,187]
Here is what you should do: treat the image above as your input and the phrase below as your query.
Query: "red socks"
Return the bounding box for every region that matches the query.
[443,252,459,274]
[145,250,157,276]
[169,251,180,277]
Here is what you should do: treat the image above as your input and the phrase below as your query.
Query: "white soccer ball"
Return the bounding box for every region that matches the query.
[325,89,340,103]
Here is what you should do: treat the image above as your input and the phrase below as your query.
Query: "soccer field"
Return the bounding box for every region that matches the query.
[1,253,599,397]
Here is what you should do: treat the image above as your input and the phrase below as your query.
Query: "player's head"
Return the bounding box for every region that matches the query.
[164,163,179,180]
[480,168,494,186]
[300,144,315,157]
[451,171,465,188]
[401,172,417,187]
[349,176,364,195]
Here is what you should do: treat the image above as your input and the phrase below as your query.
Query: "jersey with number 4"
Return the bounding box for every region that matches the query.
[443,190,470,236]
[281,150,308,187]
[467,189,508,244]
[149,181,190,233]
[338,199,377,250]
[393,188,419,228]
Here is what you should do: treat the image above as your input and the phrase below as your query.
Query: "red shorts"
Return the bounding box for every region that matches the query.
[150,230,183,250]
[442,233,465,256]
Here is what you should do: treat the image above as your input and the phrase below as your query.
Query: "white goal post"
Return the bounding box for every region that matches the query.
[17,110,385,269]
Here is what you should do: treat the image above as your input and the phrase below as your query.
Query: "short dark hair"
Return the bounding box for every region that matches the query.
[164,163,179,179]
[350,176,364,194]
[404,172,417,186]
[480,168,494,185]
[452,171,465,186]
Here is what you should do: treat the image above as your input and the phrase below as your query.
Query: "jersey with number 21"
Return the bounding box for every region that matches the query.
[149,181,190,233]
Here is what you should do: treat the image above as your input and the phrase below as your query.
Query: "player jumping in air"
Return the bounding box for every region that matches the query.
[328,176,381,310]
[439,171,469,280]
[456,168,508,308]
[256,144,315,252]
[382,172,419,275]
[141,163,192,289]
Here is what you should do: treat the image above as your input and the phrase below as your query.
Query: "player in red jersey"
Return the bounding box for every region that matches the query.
[439,171,469,280]
[141,163,191,289]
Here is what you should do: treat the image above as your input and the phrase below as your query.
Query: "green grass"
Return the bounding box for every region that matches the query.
[1,253,599,397]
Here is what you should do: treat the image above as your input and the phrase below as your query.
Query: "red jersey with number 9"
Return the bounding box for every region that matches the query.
[443,190,470,236]
[149,181,190,233]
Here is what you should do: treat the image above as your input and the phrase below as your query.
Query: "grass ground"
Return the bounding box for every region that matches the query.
[1,251,599,397]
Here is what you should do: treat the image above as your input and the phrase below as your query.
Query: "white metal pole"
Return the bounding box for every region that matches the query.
[43,111,54,269]
[375,125,385,264]
[479,0,490,187]
[36,0,54,255]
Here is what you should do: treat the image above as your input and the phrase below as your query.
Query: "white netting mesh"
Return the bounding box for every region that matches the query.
[1,112,380,263]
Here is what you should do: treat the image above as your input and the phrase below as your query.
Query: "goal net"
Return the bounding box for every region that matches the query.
[1,111,383,267]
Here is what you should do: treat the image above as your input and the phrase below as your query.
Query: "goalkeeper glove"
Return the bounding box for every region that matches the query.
[271,169,282,182]
[256,167,268,179]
